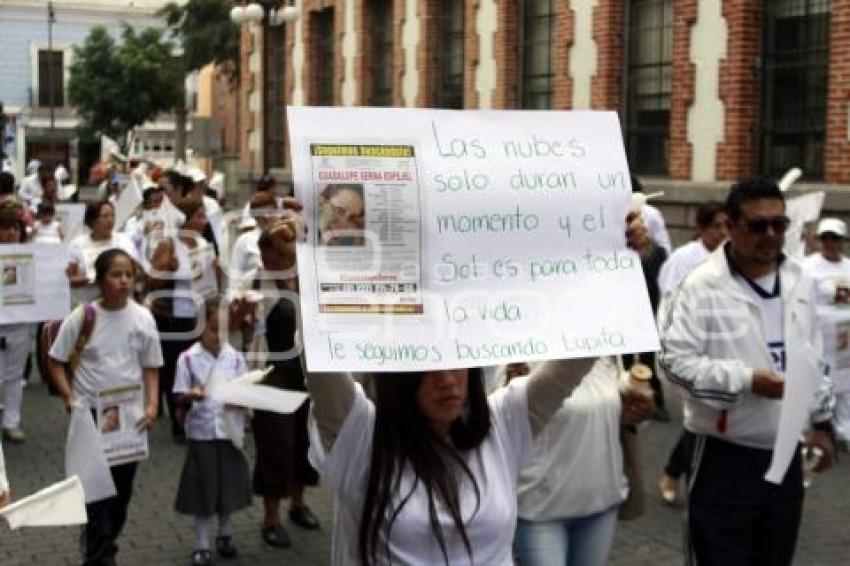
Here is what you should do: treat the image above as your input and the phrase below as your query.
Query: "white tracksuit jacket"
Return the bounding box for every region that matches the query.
[659,245,834,450]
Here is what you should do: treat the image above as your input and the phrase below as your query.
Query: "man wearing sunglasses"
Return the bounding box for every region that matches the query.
[659,178,835,566]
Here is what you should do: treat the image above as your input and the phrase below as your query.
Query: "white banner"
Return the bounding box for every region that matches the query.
[288,107,659,372]
[0,243,70,324]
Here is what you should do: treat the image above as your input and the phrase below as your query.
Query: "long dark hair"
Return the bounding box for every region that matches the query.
[359,368,491,565]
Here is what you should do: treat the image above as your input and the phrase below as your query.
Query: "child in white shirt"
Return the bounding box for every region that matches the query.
[173,300,251,566]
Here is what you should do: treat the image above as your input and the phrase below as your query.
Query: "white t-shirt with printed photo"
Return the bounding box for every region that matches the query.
[49,300,163,405]
[309,377,534,566]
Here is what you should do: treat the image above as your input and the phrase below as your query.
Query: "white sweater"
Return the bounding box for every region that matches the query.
[517,358,627,520]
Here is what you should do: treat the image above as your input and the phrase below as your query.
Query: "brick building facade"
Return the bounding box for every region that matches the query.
[237,0,850,235]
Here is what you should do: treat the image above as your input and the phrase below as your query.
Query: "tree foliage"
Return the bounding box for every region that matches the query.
[68,25,183,149]
[158,0,240,74]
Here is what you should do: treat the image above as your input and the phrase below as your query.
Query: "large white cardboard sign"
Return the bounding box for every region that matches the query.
[288,107,659,372]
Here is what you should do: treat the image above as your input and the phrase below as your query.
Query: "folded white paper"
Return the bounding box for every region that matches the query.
[207,368,308,415]
[0,476,87,529]
[66,402,117,503]
[765,344,821,484]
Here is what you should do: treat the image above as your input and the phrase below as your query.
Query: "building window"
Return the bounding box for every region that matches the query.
[368,0,393,106]
[311,8,335,106]
[265,26,287,169]
[38,49,64,108]
[761,0,830,179]
[625,0,672,175]
[520,0,555,109]
[435,0,464,108]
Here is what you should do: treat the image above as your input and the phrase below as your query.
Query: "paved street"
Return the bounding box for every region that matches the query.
[2,378,848,565]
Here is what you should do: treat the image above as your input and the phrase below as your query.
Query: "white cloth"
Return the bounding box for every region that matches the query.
[659,246,833,450]
[229,229,261,287]
[48,301,163,406]
[643,204,672,254]
[802,253,850,306]
[309,378,535,566]
[173,343,247,441]
[517,358,628,521]
[32,220,63,244]
[67,232,141,305]
[0,476,87,529]
[657,239,711,294]
[66,402,116,503]
[206,368,307,415]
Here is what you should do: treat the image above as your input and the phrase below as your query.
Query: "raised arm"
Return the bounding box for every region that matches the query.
[525,357,598,436]
[302,358,357,452]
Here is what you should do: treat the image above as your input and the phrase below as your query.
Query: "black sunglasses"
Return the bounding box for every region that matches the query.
[739,215,791,234]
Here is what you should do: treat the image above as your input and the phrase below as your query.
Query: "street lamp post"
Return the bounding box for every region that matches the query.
[47,0,57,163]
[230,2,299,174]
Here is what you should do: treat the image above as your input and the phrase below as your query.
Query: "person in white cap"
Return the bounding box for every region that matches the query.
[803,218,850,305]
[803,218,850,448]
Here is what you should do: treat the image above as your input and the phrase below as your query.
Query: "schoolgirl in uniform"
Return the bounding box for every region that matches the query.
[173,300,252,566]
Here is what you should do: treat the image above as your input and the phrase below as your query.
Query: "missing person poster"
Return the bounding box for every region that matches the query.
[95,384,149,466]
[310,143,423,314]
[819,306,850,393]
[0,243,71,323]
[288,107,660,372]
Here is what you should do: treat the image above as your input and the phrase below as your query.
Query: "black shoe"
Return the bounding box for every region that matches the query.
[652,407,671,422]
[215,536,238,559]
[289,505,320,530]
[261,524,291,549]
[190,549,212,566]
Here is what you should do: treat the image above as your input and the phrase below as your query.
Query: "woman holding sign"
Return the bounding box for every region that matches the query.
[272,200,651,565]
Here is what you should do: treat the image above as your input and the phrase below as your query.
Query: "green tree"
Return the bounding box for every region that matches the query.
[159,0,241,160]
[158,0,239,74]
[68,25,183,154]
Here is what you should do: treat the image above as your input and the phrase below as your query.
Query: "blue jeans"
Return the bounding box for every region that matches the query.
[514,505,620,566]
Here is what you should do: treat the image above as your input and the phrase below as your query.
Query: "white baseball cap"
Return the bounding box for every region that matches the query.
[817,218,847,238]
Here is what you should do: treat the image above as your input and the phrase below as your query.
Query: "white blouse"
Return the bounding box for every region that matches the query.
[309,377,534,566]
